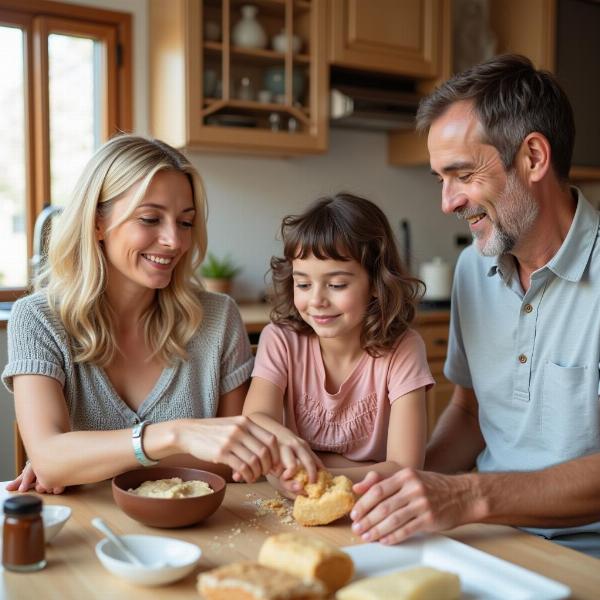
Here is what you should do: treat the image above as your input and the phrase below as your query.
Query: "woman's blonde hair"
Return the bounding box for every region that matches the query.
[39,134,208,366]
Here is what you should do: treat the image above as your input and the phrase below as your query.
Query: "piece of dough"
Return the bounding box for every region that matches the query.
[335,566,461,600]
[258,532,354,593]
[197,561,325,600]
[292,469,355,526]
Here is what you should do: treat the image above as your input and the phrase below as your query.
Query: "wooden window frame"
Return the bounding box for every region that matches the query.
[0,0,132,301]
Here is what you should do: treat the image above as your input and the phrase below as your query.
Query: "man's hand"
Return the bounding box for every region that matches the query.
[350,468,485,545]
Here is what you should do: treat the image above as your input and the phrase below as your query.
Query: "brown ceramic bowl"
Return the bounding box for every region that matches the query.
[112,467,226,528]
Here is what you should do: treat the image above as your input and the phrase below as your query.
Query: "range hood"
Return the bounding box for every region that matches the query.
[330,84,421,131]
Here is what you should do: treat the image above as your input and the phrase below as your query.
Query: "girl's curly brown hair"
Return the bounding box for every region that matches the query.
[270,193,424,357]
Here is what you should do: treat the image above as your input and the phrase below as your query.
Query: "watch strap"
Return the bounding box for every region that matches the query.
[131,420,159,467]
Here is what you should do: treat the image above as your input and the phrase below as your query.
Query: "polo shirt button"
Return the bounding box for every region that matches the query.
[524,304,533,313]
[518,354,528,364]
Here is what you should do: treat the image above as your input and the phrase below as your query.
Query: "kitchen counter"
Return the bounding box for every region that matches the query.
[237,301,450,335]
[0,480,598,599]
[0,301,450,333]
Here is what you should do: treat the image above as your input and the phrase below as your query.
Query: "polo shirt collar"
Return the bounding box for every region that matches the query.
[487,188,598,283]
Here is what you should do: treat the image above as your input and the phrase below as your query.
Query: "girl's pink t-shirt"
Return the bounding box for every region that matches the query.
[252,323,434,462]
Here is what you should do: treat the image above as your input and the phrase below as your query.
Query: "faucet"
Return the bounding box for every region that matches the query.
[30,204,62,281]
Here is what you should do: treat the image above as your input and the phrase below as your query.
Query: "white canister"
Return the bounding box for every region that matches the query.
[232,5,267,49]
[419,257,453,300]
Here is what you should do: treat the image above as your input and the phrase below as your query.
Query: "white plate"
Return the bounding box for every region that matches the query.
[342,535,570,600]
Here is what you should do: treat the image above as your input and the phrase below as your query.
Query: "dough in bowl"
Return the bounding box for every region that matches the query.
[129,477,214,499]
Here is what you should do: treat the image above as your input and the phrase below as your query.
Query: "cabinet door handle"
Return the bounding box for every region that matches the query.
[433,338,447,346]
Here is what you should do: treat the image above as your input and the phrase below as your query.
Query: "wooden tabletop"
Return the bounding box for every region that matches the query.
[1,481,599,599]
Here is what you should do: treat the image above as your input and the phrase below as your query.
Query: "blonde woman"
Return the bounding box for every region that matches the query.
[3,135,279,493]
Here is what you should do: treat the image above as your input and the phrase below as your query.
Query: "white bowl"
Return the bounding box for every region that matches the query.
[43,505,72,542]
[95,534,201,586]
[0,504,71,544]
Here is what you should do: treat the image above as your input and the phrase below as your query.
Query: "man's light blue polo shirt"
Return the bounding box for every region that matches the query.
[444,189,600,551]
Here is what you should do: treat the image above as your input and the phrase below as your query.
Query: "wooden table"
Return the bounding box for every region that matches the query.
[1,481,599,599]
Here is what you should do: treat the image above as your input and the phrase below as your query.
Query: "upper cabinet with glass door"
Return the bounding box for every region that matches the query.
[149,0,327,155]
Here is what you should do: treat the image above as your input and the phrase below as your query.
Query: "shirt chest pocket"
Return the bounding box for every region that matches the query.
[542,361,600,460]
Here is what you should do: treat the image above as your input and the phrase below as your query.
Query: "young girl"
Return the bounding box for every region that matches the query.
[243,193,434,496]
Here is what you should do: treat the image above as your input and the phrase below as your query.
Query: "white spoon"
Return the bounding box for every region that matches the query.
[91,517,151,568]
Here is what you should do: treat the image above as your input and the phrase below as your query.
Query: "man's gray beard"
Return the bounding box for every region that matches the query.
[475,171,539,257]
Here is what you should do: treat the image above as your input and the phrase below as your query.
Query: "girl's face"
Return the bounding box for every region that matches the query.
[97,170,195,295]
[292,253,372,344]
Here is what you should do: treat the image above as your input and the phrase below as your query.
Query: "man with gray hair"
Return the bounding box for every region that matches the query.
[350,54,600,557]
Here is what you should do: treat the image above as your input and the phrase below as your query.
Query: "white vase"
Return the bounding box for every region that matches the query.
[232,5,267,49]
[272,30,302,54]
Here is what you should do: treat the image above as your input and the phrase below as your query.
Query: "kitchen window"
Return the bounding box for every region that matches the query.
[0,0,131,301]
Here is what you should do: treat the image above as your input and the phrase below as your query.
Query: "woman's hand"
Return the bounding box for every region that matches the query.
[5,462,65,495]
[177,416,281,483]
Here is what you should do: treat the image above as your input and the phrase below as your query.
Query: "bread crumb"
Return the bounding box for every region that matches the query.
[244,493,298,527]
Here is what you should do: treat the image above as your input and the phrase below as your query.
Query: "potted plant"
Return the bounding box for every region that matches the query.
[200,252,242,295]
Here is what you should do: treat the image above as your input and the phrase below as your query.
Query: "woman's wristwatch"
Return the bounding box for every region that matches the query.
[131,420,159,467]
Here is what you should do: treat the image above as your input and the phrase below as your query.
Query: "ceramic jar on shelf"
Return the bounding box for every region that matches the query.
[272,30,302,54]
[263,66,306,102]
[204,20,221,42]
[232,5,267,49]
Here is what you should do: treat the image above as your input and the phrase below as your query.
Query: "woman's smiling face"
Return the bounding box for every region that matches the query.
[97,169,196,294]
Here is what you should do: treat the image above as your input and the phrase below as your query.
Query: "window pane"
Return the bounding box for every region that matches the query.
[48,33,102,207]
[0,25,27,288]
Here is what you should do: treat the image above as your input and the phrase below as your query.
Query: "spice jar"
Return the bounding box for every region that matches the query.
[2,495,46,572]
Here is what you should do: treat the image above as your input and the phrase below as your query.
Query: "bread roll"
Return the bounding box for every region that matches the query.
[292,469,355,526]
[335,566,461,600]
[197,561,325,600]
[258,533,354,593]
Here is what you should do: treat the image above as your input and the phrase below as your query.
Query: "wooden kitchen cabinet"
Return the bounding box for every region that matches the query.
[415,310,452,438]
[489,0,600,180]
[390,0,600,179]
[149,0,328,155]
[376,0,452,167]
[328,0,448,79]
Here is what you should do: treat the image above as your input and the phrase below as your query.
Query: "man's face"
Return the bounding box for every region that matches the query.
[428,101,538,256]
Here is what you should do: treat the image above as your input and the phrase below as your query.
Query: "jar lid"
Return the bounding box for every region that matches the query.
[3,495,43,516]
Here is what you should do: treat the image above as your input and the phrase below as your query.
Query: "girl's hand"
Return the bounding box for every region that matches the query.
[265,473,301,499]
[5,462,65,495]
[275,431,323,485]
[178,416,281,483]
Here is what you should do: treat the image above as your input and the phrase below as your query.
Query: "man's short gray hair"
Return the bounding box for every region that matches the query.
[416,54,575,181]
